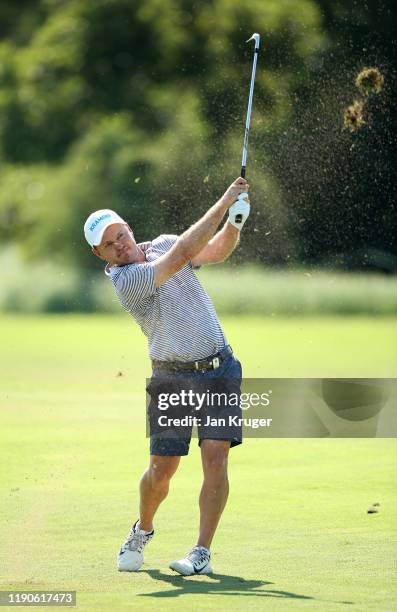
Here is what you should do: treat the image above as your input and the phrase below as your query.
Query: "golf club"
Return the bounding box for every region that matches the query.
[234,32,260,224]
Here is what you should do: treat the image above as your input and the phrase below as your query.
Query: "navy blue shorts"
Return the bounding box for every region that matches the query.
[147,352,243,456]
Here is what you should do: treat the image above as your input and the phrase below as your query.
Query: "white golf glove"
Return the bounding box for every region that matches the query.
[228,192,250,230]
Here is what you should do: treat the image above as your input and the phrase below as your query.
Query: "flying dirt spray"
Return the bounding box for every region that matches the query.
[343,67,385,132]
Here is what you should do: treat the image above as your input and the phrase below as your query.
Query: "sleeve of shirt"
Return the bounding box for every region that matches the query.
[159,234,199,270]
[115,263,156,310]
[160,234,178,250]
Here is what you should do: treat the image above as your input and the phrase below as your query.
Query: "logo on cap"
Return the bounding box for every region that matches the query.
[89,213,111,233]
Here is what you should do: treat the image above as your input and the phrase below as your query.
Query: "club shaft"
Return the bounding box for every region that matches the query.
[241,45,259,177]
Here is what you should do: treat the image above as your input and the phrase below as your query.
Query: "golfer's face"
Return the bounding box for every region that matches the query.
[97,223,137,265]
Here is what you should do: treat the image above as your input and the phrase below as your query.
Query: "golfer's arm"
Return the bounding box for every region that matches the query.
[191,221,240,266]
[153,198,229,287]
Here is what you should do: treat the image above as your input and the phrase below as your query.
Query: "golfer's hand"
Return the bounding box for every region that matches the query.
[222,177,249,207]
[229,194,250,230]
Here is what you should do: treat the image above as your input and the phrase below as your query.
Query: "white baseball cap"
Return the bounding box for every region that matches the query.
[84,209,126,247]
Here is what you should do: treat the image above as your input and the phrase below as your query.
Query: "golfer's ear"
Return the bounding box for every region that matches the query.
[92,246,104,260]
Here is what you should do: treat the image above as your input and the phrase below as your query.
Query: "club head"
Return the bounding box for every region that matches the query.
[246,33,260,48]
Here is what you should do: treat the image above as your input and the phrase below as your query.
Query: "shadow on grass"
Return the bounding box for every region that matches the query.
[138,569,315,601]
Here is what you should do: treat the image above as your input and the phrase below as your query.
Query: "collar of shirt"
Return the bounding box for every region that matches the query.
[104,241,150,276]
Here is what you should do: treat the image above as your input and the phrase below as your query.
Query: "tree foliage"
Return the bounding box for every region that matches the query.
[0,0,395,270]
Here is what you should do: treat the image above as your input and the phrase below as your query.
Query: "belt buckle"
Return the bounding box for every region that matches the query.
[212,357,220,369]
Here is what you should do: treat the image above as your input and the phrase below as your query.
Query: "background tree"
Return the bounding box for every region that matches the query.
[0,0,395,271]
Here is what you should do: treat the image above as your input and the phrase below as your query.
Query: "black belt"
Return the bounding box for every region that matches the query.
[152,345,233,372]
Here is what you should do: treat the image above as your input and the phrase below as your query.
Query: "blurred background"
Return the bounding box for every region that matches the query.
[0,0,396,316]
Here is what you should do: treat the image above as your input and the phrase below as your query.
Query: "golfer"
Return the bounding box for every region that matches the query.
[84,177,250,575]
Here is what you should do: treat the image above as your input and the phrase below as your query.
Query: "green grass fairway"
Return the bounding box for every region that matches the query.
[1,315,396,611]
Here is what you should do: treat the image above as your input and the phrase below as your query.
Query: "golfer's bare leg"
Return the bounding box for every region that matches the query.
[197,440,230,549]
[139,455,180,531]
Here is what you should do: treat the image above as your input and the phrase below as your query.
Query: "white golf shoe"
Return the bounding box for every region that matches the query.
[169,546,212,576]
[117,520,154,572]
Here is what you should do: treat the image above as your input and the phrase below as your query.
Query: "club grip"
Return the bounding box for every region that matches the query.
[240,166,246,178]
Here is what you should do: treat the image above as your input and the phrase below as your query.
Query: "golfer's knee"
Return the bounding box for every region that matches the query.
[149,457,179,484]
[202,451,229,476]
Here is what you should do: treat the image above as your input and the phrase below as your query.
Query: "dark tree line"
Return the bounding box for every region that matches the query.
[0,0,395,270]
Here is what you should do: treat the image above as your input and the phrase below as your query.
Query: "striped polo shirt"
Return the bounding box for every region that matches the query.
[105,234,227,362]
